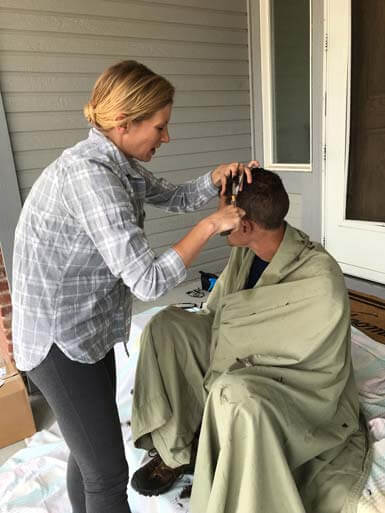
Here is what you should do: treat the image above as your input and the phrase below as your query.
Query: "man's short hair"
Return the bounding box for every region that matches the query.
[236,168,289,230]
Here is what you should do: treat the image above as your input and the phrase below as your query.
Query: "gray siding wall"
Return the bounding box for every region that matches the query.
[0,0,251,281]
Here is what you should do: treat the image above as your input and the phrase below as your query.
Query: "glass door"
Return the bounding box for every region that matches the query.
[345,0,385,223]
[323,0,385,284]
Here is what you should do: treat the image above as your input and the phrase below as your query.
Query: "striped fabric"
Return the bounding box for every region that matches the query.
[12,128,218,371]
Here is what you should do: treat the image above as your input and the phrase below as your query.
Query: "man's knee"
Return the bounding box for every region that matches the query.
[209,373,249,405]
[141,310,166,339]
[209,373,272,416]
[139,310,171,355]
[142,307,203,354]
[142,308,181,345]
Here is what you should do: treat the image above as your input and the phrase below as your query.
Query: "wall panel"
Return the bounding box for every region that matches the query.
[0,0,251,279]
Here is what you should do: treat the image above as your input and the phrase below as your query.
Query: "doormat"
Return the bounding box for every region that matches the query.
[349,290,385,345]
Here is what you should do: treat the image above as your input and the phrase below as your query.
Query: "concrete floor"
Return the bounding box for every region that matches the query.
[0,278,205,467]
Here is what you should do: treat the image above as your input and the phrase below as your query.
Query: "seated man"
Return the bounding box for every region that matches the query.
[130,168,369,513]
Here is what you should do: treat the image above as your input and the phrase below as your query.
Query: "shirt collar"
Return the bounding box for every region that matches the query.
[88,128,143,179]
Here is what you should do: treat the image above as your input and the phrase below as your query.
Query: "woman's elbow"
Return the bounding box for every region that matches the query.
[133,286,167,302]
[124,270,169,302]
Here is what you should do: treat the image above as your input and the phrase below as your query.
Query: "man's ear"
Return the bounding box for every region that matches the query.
[242,218,253,234]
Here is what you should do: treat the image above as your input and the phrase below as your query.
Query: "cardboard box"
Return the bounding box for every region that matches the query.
[0,373,36,448]
[0,344,36,448]
[349,289,385,346]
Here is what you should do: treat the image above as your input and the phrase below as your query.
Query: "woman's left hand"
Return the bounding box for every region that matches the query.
[211,161,260,195]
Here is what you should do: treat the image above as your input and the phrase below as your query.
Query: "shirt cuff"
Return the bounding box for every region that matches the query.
[197,171,219,199]
[123,246,187,302]
[161,247,187,285]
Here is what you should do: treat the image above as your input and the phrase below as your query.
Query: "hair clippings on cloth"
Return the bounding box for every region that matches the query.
[186,288,205,298]
[236,357,254,368]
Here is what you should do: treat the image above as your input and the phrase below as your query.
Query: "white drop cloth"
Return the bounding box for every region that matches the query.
[1,308,384,513]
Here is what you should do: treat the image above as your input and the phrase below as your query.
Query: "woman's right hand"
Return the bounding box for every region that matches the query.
[173,204,245,267]
[204,204,246,236]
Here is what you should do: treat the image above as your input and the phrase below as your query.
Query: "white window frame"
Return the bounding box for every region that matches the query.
[259,0,312,172]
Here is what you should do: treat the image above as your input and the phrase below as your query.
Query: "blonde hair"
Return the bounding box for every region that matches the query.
[83,61,175,130]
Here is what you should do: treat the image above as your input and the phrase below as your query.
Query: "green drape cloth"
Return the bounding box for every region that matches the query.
[131,224,369,513]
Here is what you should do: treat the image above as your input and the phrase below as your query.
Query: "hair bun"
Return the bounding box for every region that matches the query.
[84,103,96,124]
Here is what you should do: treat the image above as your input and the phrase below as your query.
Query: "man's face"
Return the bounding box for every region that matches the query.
[227,221,250,247]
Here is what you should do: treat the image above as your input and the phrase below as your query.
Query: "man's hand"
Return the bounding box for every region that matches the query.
[211,161,260,195]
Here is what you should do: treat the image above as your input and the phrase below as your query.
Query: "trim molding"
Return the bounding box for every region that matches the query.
[0,90,22,287]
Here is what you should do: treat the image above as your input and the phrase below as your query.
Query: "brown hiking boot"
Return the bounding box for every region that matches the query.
[131,449,195,496]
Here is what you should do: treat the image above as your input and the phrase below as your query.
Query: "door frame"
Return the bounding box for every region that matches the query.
[322,0,385,284]
[248,0,324,242]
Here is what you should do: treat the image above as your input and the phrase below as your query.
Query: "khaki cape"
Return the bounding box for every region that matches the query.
[132,224,369,513]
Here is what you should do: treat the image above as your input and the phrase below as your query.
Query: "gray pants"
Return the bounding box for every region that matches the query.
[28,344,130,513]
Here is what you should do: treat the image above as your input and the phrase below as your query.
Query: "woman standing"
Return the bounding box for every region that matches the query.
[12,60,253,513]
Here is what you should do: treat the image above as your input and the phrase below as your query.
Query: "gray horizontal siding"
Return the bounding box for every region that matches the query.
[12,121,251,152]
[0,0,251,280]
[3,91,250,112]
[0,9,247,44]
[0,33,247,61]
[0,0,247,30]
[1,74,250,93]
[0,55,249,75]
[15,135,249,168]
[7,106,251,132]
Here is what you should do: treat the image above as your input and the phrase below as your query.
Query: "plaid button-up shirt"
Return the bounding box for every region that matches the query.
[12,128,217,371]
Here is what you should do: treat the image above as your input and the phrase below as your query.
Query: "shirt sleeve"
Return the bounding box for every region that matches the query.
[61,160,186,301]
[133,162,218,212]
